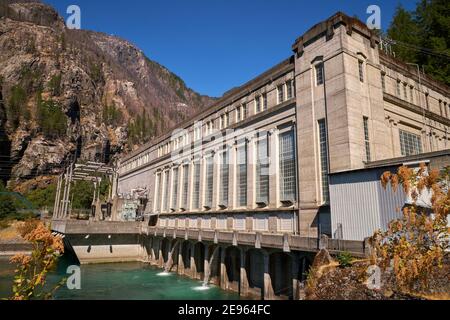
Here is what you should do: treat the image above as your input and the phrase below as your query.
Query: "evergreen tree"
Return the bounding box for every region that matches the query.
[387,5,420,64]
[387,0,450,85]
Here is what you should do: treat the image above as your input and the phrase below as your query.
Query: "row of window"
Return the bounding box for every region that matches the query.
[277,80,295,104]
[382,72,449,118]
[154,128,297,213]
[152,80,296,161]
[158,213,294,232]
[315,60,364,87]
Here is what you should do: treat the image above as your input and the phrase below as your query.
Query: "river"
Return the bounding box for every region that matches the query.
[0,254,240,300]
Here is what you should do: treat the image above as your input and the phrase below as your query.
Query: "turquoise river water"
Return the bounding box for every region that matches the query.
[0,254,240,300]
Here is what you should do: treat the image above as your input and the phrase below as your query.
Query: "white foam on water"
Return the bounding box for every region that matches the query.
[156,271,171,276]
[192,285,210,291]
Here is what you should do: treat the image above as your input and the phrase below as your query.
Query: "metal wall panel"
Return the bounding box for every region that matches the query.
[330,167,403,241]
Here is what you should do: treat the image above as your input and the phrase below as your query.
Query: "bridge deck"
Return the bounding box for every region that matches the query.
[51,220,369,257]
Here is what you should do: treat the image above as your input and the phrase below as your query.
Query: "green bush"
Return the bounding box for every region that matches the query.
[337,251,354,268]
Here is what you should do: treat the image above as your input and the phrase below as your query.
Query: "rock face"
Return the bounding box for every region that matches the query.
[0,0,215,185]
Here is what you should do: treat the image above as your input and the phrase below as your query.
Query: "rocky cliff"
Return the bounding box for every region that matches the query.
[0,0,215,186]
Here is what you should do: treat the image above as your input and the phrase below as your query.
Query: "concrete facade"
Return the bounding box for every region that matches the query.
[116,13,449,242]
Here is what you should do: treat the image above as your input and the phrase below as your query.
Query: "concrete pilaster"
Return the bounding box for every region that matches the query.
[212,150,219,210]
[246,136,256,209]
[228,143,236,210]
[269,129,280,208]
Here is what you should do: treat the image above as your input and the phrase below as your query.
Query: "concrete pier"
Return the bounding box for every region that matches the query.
[51,220,370,300]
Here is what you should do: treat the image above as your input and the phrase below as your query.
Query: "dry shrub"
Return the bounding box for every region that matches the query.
[373,164,449,292]
[9,220,65,300]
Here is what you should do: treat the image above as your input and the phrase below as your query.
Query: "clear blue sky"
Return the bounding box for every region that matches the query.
[44,0,415,98]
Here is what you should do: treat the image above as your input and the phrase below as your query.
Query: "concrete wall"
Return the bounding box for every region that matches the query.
[115,12,449,242]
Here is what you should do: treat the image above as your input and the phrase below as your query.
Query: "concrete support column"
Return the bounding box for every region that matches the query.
[158,238,164,268]
[177,243,185,275]
[203,244,210,284]
[263,252,274,300]
[190,242,197,279]
[149,237,156,264]
[220,247,229,290]
[240,249,249,297]
[291,254,300,300]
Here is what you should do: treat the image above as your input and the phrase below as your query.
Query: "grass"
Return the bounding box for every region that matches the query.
[0,220,25,242]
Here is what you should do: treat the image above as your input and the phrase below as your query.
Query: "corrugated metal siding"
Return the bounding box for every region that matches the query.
[378,183,406,231]
[330,175,381,241]
[330,166,406,241]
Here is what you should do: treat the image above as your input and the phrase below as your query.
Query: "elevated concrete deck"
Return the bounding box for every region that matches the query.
[52,220,369,257]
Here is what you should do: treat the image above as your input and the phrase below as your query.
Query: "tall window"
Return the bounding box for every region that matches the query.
[403,83,408,101]
[279,129,296,202]
[181,164,189,209]
[358,60,364,82]
[219,151,229,207]
[194,126,202,141]
[236,143,247,207]
[163,170,170,212]
[262,93,268,111]
[256,134,269,205]
[363,117,371,162]
[255,96,261,113]
[171,167,179,210]
[277,85,285,104]
[205,156,214,208]
[410,86,414,104]
[237,104,247,122]
[381,73,386,92]
[244,104,248,119]
[220,114,228,129]
[192,161,201,210]
[318,119,329,204]
[397,80,401,97]
[400,130,423,156]
[286,80,294,99]
[316,63,324,86]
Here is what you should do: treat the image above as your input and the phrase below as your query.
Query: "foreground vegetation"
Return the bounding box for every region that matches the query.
[7,220,65,300]
[306,164,450,300]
